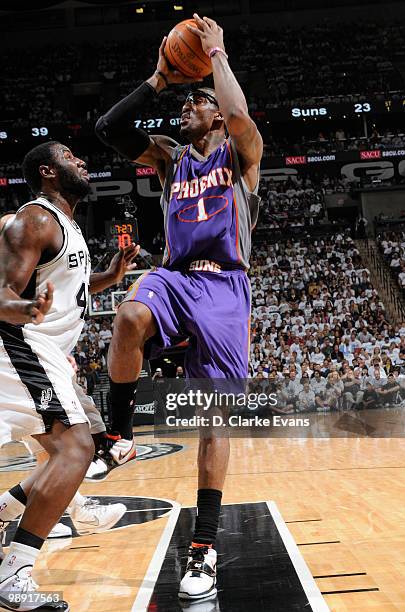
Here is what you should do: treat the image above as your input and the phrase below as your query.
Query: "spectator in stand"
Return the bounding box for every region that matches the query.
[363,381,380,410]
[99,322,113,354]
[375,372,401,405]
[335,128,346,150]
[85,364,98,397]
[298,379,316,412]
[355,215,368,239]
[152,367,164,381]
[343,369,364,410]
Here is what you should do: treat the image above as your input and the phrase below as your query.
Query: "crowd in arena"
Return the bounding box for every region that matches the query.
[264,129,405,158]
[1,20,405,128]
[257,176,326,230]
[238,21,405,108]
[71,316,114,395]
[377,231,405,294]
[70,224,405,416]
[3,18,405,415]
[248,231,405,413]
[1,45,80,125]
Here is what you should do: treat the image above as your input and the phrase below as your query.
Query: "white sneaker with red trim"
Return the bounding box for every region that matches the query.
[85,434,137,481]
[178,546,217,600]
[108,437,137,465]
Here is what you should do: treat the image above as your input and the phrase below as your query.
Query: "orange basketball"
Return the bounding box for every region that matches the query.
[165,19,212,79]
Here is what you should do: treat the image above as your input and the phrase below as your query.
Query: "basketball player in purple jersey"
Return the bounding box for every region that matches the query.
[96,14,262,600]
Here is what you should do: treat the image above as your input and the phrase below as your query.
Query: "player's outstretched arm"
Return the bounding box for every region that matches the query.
[188,14,263,170]
[0,208,57,325]
[89,243,140,294]
[95,37,201,186]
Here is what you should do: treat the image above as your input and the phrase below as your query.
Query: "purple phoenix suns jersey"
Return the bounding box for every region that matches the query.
[160,139,261,271]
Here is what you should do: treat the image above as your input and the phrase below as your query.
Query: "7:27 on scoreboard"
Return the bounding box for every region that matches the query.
[105,219,139,251]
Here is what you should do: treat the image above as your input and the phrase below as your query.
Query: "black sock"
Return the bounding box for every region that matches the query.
[193,488,222,547]
[14,527,44,551]
[109,378,138,440]
[9,484,27,505]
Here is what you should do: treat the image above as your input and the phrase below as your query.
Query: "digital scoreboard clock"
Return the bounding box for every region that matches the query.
[105,219,139,251]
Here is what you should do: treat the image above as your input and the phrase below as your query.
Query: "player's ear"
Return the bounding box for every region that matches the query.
[39,164,56,179]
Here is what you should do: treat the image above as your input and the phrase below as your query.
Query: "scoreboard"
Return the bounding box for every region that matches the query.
[105,219,139,251]
[1,94,405,147]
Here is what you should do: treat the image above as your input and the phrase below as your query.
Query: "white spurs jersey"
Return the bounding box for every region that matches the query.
[19,196,91,355]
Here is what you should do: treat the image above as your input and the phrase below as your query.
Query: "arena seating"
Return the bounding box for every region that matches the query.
[69,223,405,415]
[377,231,405,294]
[237,21,405,108]
[248,231,405,411]
[1,20,405,125]
[264,131,405,157]
[3,17,405,412]
[257,176,326,230]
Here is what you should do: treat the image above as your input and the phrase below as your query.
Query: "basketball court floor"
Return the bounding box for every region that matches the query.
[1,422,404,611]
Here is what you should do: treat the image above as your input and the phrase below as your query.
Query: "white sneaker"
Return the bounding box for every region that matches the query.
[85,457,109,481]
[48,522,72,539]
[0,566,69,610]
[85,434,136,481]
[178,546,217,600]
[70,499,126,535]
[108,437,137,466]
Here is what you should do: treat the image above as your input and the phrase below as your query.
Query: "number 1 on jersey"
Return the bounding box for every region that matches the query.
[197,197,208,221]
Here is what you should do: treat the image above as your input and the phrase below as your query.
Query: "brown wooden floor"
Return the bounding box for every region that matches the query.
[1,431,404,611]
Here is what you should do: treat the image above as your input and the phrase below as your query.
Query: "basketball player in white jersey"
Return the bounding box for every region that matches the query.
[0,212,132,551]
[0,141,138,611]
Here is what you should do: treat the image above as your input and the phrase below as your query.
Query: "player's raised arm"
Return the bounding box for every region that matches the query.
[187,14,263,169]
[89,243,140,294]
[95,37,201,185]
[0,209,57,324]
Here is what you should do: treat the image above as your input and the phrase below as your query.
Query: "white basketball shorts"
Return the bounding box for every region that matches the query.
[0,322,90,448]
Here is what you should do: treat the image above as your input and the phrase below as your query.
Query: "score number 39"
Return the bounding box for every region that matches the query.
[32,127,49,137]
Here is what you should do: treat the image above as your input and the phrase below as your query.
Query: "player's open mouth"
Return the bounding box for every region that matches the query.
[180,114,191,124]
[81,170,90,180]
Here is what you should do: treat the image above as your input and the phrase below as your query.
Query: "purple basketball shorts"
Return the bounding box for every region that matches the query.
[123,263,251,378]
